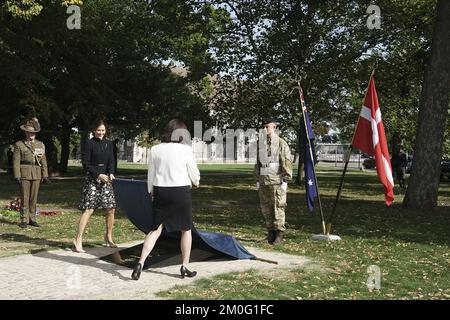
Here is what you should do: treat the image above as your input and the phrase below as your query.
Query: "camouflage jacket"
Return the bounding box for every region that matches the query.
[254,133,293,185]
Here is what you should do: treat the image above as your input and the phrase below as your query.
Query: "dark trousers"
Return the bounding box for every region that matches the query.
[396,168,405,188]
[20,179,40,223]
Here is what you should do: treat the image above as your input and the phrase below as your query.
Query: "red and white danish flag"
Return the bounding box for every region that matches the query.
[352,75,394,206]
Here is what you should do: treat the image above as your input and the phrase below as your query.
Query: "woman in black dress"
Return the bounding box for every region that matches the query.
[73,119,117,253]
[131,119,200,280]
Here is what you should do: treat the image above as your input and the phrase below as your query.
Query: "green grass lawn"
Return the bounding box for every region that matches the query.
[0,163,449,299]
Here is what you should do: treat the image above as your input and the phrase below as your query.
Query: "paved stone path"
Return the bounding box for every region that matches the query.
[0,241,308,300]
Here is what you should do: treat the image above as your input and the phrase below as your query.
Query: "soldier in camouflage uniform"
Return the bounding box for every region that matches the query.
[13,118,49,228]
[255,118,293,244]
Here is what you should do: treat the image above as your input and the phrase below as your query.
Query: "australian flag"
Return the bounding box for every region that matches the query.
[302,108,318,211]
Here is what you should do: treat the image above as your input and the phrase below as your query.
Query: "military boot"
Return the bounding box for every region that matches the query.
[273,230,283,244]
[265,230,275,244]
[29,220,41,227]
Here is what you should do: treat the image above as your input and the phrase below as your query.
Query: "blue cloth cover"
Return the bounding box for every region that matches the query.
[113,178,255,260]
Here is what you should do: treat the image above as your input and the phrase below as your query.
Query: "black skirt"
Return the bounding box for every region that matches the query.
[78,177,116,210]
[151,186,192,232]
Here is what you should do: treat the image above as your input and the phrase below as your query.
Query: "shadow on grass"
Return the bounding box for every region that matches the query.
[0,233,71,250]
[194,196,450,247]
[0,233,108,253]
[2,169,449,249]
[326,200,450,246]
[0,218,21,226]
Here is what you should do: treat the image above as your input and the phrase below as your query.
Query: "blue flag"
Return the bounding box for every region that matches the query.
[302,110,318,211]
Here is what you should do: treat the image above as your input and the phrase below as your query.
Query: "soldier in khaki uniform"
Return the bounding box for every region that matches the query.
[255,118,293,244]
[13,118,49,228]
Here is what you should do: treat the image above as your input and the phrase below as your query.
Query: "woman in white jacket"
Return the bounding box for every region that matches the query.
[132,119,200,280]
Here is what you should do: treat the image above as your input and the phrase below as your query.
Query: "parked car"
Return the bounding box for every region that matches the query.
[441,159,450,181]
[363,157,376,169]
[403,157,449,181]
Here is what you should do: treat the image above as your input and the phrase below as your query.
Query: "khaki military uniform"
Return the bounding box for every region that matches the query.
[255,133,293,233]
[13,139,48,223]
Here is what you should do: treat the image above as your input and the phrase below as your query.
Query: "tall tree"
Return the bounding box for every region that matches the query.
[206,0,450,193]
[208,0,437,181]
[0,0,229,172]
[403,0,450,210]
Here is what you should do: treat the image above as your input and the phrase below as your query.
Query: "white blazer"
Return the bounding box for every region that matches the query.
[147,143,200,194]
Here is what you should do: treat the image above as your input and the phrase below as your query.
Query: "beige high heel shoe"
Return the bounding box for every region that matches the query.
[104,235,118,248]
[72,239,86,253]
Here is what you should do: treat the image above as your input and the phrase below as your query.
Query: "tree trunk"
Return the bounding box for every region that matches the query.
[59,124,71,173]
[403,0,450,210]
[391,131,400,155]
[41,133,58,175]
[0,144,5,166]
[79,126,90,162]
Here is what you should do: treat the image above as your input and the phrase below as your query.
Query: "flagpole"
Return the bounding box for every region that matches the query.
[326,70,376,235]
[326,146,353,235]
[297,82,326,235]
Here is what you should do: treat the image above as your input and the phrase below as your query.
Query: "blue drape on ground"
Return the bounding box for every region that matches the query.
[113,178,255,260]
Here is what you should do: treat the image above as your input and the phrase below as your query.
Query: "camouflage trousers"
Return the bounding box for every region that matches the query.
[258,184,287,231]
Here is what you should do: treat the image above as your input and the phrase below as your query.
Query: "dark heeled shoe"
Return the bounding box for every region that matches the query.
[131,263,142,280]
[180,265,197,279]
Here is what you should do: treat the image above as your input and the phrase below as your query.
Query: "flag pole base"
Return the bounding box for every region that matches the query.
[311,234,342,241]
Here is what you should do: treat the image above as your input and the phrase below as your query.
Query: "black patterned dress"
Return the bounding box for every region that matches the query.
[78,137,116,210]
